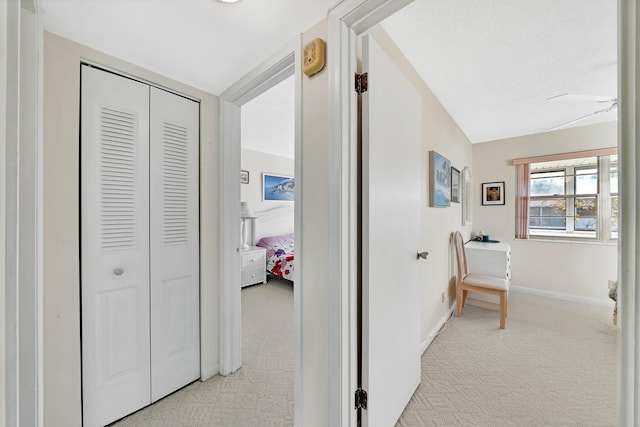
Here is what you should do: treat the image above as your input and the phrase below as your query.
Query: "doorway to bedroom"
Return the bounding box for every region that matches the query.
[238,73,296,422]
[240,74,296,284]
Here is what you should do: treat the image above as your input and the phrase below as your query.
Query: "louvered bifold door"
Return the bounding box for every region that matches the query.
[81,65,151,427]
[149,87,200,401]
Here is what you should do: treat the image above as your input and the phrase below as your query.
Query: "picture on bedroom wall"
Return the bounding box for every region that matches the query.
[450,166,461,203]
[240,170,249,184]
[482,181,505,205]
[429,151,451,207]
[263,173,295,201]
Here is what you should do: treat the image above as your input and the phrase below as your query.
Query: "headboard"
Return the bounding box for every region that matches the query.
[251,206,295,245]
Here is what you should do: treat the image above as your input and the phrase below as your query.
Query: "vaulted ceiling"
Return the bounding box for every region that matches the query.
[42,0,617,149]
[381,0,617,143]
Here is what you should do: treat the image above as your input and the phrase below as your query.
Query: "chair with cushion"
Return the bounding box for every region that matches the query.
[452,231,510,329]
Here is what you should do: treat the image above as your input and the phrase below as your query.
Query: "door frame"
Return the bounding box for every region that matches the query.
[618,0,639,423]
[3,0,44,425]
[328,0,638,425]
[326,2,414,425]
[218,34,302,414]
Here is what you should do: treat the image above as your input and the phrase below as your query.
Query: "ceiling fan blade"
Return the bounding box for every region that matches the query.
[545,104,618,132]
[546,93,617,103]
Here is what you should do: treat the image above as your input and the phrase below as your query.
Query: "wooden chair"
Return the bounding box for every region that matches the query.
[452,231,509,329]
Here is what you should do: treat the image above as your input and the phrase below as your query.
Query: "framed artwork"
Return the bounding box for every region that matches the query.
[263,173,295,201]
[482,181,505,205]
[429,151,451,207]
[240,170,249,184]
[450,167,461,203]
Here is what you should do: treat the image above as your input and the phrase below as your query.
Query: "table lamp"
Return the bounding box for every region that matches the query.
[240,201,256,249]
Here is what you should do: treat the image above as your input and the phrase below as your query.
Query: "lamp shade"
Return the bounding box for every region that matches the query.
[241,201,256,219]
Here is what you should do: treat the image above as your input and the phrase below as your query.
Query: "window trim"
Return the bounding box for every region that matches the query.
[512,147,617,165]
[513,148,617,242]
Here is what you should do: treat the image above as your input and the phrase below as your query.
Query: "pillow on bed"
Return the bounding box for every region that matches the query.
[256,233,294,257]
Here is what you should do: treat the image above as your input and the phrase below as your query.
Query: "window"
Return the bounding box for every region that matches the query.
[514,149,617,241]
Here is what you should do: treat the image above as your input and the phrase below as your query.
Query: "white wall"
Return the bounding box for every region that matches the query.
[472,122,618,304]
[43,32,220,426]
[367,26,474,344]
[240,148,294,213]
[300,18,330,426]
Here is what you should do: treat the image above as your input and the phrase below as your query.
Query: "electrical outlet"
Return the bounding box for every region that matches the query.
[441,292,445,303]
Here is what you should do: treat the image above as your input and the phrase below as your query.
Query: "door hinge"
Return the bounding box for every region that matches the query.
[355,387,368,410]
[355,72,368,94]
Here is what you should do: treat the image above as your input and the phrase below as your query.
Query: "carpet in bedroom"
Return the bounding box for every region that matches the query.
[111,284,616,426]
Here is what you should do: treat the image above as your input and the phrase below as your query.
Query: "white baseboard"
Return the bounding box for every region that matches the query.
[420,302,456,355]
[201,363,220,381]
[510,286,614,308]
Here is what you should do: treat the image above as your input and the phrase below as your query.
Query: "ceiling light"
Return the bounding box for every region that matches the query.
[217,0,240,3]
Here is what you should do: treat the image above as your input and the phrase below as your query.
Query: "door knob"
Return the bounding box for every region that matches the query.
[113,268,124,276]
[416,251,429,260]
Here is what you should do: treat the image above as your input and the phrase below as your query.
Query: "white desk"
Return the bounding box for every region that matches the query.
[464,241,511,306]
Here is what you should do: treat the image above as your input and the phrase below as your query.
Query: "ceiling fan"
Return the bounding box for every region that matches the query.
[545,93,618,132]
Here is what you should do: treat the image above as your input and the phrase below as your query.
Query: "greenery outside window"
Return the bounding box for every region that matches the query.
[514,149,617,242]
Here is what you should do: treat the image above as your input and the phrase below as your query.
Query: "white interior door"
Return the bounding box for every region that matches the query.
[81,65,151,427]
[361,34,422,427]
[150,87,201,401]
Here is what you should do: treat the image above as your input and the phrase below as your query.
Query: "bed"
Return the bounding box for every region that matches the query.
[251,206,295,282]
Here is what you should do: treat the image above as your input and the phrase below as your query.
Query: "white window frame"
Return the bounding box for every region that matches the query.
[514,148,617,243]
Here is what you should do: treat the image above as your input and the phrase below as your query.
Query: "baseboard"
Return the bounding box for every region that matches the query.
[510,286,614,308]
[420,302,456,355]
[201,363,220,382]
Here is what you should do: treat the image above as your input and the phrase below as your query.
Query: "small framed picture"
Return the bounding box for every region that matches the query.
[482,181,505,205]
[240,170,249,184]
[450,167,461,203]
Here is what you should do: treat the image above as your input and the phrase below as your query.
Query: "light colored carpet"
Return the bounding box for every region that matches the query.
[111,278,294,427]
[112,285,616,426]
[397,292,617,426]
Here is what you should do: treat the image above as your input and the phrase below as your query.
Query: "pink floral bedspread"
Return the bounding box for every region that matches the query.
[256,233,295,281]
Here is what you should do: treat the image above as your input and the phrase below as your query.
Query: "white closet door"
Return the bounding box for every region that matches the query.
[149,87,200,401]
[81,65,151,427]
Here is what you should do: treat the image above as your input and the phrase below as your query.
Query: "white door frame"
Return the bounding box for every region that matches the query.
[326,2,413,425]
[218,34,302,387]
[328,0,639,425]
[618,0,639,423]
[3,0,44,425]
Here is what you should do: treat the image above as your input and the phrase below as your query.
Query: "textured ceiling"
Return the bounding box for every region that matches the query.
[42,0,618,148]
[381,0,617,143]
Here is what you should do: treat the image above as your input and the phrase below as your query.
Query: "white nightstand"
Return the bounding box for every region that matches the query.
[240,246,267,287]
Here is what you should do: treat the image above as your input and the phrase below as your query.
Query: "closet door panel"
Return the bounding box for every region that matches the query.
[81,65,151,427]
[149,87,200,401]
